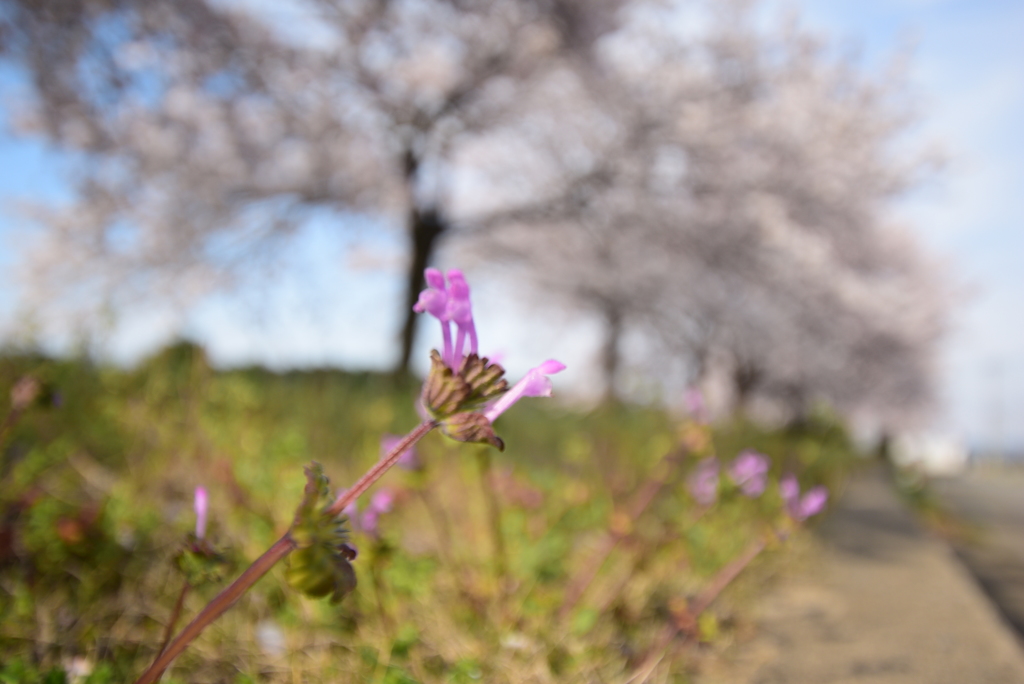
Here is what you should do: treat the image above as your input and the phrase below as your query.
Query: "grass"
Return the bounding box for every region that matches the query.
[0,342,862,683]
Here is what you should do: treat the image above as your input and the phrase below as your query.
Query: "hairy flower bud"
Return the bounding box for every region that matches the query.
[421,350,508,420]
[285,463,357,603]
[440,411,505,451]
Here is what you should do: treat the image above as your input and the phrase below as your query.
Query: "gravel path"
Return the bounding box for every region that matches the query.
[702,468,1024,684]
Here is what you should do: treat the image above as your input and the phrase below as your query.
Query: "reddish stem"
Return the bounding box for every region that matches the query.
[133,534,297,684]
[627,536,768,683]
[326,420,437,517]
[688,537,766,619]
[157,580,190,656]
[134,419,438,684]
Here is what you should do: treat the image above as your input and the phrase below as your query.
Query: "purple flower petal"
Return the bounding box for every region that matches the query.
[798,486,829,520]
[779,475,829,521]
[483,360,566,423]
[413,267,453,364]
[360,510,380,537]
[729,450,769,498]
[369,489,395,515]
[688,457,720,506]
[780,474,800,507]
[446,270,478,363]
[684,387,709,424]
[424,268,446,291]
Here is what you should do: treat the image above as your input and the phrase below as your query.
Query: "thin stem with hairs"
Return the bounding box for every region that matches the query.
[133,419,437,684]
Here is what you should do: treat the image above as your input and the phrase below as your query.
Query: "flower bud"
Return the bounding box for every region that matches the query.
[286,463,358,603]
[421,351,507,420]
[440,411,505,451]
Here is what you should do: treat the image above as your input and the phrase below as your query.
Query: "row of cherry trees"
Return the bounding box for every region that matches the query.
[0,0,948,429]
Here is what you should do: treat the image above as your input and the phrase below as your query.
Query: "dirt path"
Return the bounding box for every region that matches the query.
[702,468,1024,684]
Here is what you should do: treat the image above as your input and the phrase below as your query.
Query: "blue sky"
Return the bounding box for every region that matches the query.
[791,0,1024,451]
[1,0,1022,450]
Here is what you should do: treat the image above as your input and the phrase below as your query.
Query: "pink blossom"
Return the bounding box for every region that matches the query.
[688,458,720,506]
[412,268,481,369]
[360,489,396,538]
[413,268,453,365]
[780,474,800,505]
[729,450,769,497]
[483,360,566,423]
[797,486,829,519]
[684,387,709,424]
[340,488,397,538]
[780,474,828,521]
[413,268,566,422]
[445,270,478,365]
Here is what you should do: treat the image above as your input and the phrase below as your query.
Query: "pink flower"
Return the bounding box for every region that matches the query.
[413,268,479,369]
[340,488,397,539]
[360,489,395,538]
[483,360,566,423]
[194,486,208,540]
[414,268,567,425]
[729,450,769,497]
[688,458,720,506]
[780,474,828,521]
[684,387,709,424]
[445,270,478,367]
[414,268,453,366]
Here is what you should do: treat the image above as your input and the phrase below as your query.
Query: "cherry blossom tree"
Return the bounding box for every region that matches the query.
[459,0,948,426]
[0,0,624,370]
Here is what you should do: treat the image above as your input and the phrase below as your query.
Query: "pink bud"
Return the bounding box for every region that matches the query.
[194,486,208,540]
[779,475,828,521]
[780,474,800,506]
[798,486,829,520]
[729,450,769,497]
[688,458,720,506]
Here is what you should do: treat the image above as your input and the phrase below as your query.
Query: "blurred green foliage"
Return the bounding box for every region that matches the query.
[0,343,861,682]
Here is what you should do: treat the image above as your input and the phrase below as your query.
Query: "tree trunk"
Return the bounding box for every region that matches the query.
[395,206,447,375]
[732,361,761,415]
[601,304,623,401]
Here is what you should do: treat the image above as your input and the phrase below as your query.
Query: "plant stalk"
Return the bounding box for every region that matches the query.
[133,534,297,684]
[626,535,768,683]
[134,419,438,683]
[327,420,437,517]
[476,450,507,588]
[157,580,190,656]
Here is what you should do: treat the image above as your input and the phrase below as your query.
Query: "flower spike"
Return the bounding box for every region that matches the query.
[413,267,565,450]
